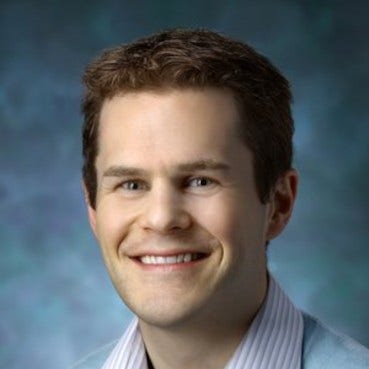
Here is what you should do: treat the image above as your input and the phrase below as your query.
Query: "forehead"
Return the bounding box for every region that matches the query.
[97,88,246,168]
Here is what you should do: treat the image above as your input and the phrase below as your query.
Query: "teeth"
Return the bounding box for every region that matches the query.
[183,253,191,263]
[139,253,201,265]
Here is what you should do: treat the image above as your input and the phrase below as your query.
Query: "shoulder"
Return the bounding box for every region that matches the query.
[302,312,369,369]
[68,340,117,369]
[69,318,142,369]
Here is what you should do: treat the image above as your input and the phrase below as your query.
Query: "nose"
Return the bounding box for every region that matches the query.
[139,183,191,234]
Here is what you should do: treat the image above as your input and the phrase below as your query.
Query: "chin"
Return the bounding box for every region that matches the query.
[126,294,209,329]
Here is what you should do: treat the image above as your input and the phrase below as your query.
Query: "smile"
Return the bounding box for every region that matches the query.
[139,253,205,265]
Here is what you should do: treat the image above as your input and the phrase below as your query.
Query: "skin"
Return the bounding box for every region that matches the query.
[85,88,298,369]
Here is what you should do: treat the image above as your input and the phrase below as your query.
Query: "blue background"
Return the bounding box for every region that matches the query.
[1,1,368,368]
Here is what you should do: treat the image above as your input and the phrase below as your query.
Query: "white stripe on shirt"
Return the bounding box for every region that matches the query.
[101,319,147,369]
[224,276,303,369]
[101,276,303,369]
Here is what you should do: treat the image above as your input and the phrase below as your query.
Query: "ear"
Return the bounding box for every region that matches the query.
[266,169,298,241]
[82,181,98,238]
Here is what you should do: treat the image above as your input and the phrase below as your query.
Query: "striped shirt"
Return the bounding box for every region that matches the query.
[101,276,303,369]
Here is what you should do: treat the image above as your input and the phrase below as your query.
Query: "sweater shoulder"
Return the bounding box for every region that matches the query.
[302,313,369,369]
[68,340,117,369]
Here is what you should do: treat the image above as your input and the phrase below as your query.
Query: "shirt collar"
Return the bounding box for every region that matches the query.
[101,275,303,369]
[101,318,147,369]
[224,276,303,369]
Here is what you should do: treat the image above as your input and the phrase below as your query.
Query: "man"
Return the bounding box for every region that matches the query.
[74,29,369,369]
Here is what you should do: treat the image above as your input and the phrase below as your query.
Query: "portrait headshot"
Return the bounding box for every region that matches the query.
[1,2,369,369]
[72,28,369,368]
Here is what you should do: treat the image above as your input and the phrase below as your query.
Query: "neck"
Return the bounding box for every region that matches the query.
[139,275,268,369]
[141,318,249,369]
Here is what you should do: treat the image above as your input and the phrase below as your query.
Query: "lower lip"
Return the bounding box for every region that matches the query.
[130,256,208,271]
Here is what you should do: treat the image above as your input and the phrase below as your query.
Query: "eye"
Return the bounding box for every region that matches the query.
[186,177,215,188]
[120,180,148,191]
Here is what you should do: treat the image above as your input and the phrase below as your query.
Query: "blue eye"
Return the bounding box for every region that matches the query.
[121,180,147,191]
[187,177,214,188]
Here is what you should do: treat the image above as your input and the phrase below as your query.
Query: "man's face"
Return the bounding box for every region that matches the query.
[87,88,277,328]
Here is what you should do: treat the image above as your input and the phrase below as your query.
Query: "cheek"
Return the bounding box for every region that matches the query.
[192,194,267,255]
[95,199,132,254]
[191,195,243,244]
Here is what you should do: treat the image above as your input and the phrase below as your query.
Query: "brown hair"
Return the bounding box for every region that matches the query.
[82,28,294,209]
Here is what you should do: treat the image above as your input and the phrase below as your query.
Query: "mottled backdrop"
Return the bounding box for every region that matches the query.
[1,1,368,368]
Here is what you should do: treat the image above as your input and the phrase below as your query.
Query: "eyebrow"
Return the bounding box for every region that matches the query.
[177,159,230,172]
[102,159,230,178]
[103,166,147,178]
